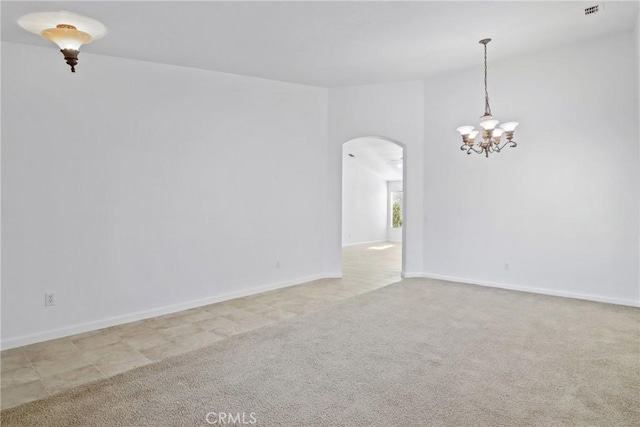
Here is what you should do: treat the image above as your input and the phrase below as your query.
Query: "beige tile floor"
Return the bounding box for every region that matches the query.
[0,242,401,410]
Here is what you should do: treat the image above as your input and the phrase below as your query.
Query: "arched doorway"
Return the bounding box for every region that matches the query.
[341,136,406,282]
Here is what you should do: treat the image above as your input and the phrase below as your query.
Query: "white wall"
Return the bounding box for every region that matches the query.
[422,30,640,306]
[1,42,329,348]
[2,28,637,350]
[635,11,640,294]
[327,81,425,276]
[341,156,387,245]
[387,181,403,242]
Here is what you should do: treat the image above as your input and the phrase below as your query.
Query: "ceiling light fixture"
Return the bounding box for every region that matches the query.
[18,11,107,73]
[456,38,519,157]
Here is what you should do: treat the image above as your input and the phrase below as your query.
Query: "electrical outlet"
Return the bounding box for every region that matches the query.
[45,293,55,306]
[504,263,509,271]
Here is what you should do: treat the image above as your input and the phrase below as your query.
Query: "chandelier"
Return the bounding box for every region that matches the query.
[457,38,519,157]
[18,11,107,73]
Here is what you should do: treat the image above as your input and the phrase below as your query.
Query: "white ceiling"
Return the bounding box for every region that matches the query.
[1,1,638,88]
[344,137,403,182]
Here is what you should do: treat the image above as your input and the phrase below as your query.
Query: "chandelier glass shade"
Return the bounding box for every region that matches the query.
[41,25,92,51]
[457,38,519,157]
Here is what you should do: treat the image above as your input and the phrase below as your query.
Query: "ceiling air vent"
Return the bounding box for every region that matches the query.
[584,4,602,15]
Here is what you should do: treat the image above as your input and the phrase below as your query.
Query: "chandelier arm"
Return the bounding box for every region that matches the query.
[495,140,518,152]
[460,144,468,151]
[466,146,483,155]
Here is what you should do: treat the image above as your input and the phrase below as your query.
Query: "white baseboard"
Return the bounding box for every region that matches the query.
[0,273,335,350]
[401,272,424,279]
[418,272,640,308]
[323,272,343,279]
[7,272,635,350]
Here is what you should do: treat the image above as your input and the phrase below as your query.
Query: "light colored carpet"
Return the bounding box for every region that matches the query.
[2,278,639,426]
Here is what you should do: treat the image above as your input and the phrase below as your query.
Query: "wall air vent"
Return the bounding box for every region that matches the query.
[584,4,601,15]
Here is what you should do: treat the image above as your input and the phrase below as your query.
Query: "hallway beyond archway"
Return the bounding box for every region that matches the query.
[341,136,406,277]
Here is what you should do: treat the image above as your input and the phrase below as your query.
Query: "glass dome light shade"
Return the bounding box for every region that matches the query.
[18,11,107,39]
[469,130,479,139]
[500,122,519,132]
[479,120,499,130]
[41,25,92,50]
[492,128,504,138]
[456,126,475,136]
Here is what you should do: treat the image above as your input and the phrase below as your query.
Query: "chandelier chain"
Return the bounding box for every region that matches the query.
[484,42,491,117]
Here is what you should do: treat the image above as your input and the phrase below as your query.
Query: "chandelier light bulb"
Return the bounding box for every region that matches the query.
[456,38,520,157]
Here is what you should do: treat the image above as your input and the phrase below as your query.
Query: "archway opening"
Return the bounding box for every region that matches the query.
[341,136,405,284]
